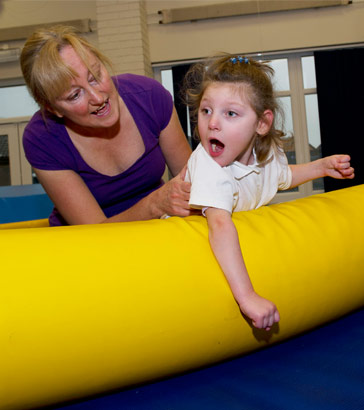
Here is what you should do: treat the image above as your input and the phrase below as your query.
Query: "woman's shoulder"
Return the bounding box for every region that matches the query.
[25,110,45,130]
[113,73,165,95]
[22,111,73,168]
[113,73,173,131]
[23,111,64,141]
[24,112,67,150]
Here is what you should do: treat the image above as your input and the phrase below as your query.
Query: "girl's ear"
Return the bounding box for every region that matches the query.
[256,110,273,136]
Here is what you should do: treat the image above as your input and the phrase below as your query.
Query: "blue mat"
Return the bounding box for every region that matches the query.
[52,308,364,410]
[0,184,53,223]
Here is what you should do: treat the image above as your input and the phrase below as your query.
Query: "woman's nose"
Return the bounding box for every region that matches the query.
[88,87,104,104]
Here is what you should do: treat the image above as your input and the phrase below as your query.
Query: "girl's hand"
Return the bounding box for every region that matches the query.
[238,291,280,331]
[323,155,354,180]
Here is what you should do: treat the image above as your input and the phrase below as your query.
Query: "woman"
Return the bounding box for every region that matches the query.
[20,25,192,226]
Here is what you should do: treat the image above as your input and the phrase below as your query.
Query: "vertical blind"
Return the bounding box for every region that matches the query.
[314,47,364,191]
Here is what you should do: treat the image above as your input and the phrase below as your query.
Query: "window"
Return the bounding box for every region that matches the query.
[0,122,33,186]
[0,83,38,186]
[154,51,323,202]
[0,85,38,119]
[0,133,10,186]
[301,56,323,191]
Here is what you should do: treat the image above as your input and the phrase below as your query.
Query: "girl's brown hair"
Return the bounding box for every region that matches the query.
[183,53,286,163]
[20,25,112,112]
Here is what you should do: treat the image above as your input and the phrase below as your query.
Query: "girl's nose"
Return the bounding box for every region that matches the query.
[208,115,220,130]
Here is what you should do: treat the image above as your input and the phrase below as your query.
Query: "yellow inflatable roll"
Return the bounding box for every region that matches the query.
[1,185,364,410]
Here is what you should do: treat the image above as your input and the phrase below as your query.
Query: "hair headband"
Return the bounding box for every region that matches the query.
[230,56,249,64]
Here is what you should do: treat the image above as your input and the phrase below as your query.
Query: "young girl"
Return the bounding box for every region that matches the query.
[183,54,354,331]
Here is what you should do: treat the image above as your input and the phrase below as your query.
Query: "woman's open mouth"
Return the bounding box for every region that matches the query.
[92,99,110,116]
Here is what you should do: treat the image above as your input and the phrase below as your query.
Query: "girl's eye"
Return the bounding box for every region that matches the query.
[200,108,211,115]
[227,111,237,117]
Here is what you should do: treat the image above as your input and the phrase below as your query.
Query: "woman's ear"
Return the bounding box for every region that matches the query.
[257,110,273,136]
[45,104,63,118]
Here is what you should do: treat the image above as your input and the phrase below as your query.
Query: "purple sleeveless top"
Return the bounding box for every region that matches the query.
[23,74,173,226]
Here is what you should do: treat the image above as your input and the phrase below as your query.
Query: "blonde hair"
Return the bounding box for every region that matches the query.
[20,25,112,111]
[183,53,286,163]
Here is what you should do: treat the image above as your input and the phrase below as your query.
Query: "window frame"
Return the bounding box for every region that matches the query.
[153,49,323,203]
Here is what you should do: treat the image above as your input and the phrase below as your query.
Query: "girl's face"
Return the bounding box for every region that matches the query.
[50,45,120,131]
[198,82,272,167]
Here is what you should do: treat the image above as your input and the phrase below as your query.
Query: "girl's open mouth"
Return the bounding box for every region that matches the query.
[209,138,225,157]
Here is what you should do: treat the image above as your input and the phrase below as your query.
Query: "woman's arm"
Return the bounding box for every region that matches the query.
[205,207,280,330]
[35,165,192,225]
[289,154,354,188]
[159,107,192,177]
[35,168,107,224]
[34,108,194,225]
[155,107,193,217]
[36,168,171,224]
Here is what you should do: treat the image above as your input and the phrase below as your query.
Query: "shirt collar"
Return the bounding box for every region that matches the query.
[228,148,274,180]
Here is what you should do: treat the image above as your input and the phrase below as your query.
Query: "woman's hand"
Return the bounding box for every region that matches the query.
[153,166,192,217]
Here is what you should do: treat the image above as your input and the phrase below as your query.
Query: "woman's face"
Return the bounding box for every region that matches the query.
[50,45,120,130]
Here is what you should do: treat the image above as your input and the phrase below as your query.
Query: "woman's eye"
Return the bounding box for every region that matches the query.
[89,71,100,83]
[68,91,80,101]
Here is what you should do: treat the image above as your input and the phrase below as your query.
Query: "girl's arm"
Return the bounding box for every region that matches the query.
[289,154,354,188]
[205,207,280,330]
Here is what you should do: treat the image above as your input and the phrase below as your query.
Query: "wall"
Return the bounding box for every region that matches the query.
[0,0,151,78]
[0,0,97,45]
[0,0,364,79]
[0,0,97,80]
[0,0,96,29]
[146,0,364,63]
[96,0,152,77]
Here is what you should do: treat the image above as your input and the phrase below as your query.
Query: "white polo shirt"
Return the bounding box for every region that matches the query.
[186,143,292,213]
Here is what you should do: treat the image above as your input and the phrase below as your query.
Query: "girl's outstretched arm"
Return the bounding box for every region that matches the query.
[205,207,280,331]
[289,154,354,188]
